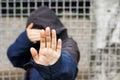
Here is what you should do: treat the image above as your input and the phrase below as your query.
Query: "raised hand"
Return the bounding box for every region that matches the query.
[26,23,41,43]
[30,27,62,66]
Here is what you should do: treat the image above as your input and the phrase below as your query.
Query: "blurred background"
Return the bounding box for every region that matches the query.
[0,0,120,80]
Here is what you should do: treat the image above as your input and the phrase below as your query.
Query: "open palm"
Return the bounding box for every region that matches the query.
[30,27,62,66]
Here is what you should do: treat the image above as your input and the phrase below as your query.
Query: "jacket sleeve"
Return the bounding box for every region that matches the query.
[7,31,32,68]
[51,51,78,80]
[62,38,80,64]
[26,51,78,80]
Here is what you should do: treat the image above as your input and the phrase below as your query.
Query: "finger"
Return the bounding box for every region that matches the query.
[45,27,51,48]
[30,47,39,61]
[52,29,57,50]
[27,23,33,29]
[57,39,62,54]
[30,30,40,37]
[40,30,46,49]
[28,33,41,42]
[30,29,41,33]
[30,36,40,42]
[29,32,40,37]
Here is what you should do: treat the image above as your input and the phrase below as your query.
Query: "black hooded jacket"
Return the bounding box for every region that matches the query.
[26,6,80,63]
[7,6,80,80]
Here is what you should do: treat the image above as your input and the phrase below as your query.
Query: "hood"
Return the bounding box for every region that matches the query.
[26,6,68,40]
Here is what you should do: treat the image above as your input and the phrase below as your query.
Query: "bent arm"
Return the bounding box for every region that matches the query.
[7,31,32,68]
[26,51,78,80]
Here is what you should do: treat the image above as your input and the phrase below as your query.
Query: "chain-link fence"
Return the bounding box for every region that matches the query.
[0,0,120,80]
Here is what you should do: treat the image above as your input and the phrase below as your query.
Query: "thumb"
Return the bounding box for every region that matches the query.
[30,47,39,61]
[27,23,33,29]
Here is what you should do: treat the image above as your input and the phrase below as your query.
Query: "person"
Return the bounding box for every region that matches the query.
[7,6,80,80]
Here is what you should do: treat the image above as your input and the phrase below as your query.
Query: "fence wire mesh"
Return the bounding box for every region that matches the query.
[0,0,120,80]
